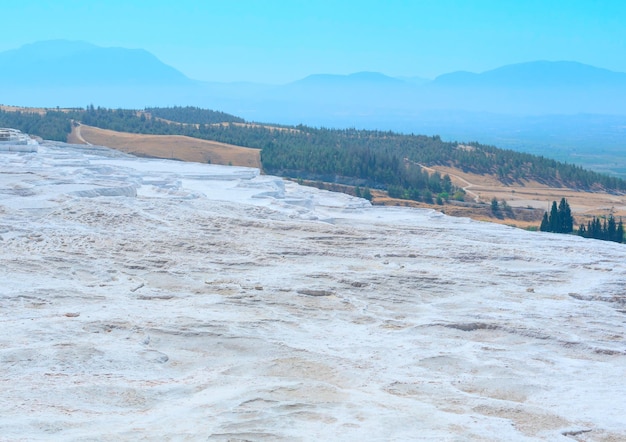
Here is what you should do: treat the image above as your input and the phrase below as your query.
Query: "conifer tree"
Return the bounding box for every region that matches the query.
[491,197,499,215]
[540,212,549,232]
[608,216,617,242]
[558,198,573,233]
[578,216,624,243]
[549,201,560,232]
[540,198,574,233]
[362,187,373,201]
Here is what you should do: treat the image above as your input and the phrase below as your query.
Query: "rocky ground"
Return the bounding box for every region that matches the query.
[1,142,625,441]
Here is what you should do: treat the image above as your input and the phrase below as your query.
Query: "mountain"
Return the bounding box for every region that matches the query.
[433,60,626,89]
[2,41,626,175]
[0,40,194,87]
[3,140,626,439]
[238,61,626,124]
[3,42,625,117]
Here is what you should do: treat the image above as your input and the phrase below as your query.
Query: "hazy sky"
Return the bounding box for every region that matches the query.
[4,0,626,83]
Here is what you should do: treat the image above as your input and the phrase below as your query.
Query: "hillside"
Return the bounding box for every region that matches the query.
[3,104,626,229]
[70,125,260,168]
[2,41,626,175]
[2,141,626,440]
[70,125,626,230]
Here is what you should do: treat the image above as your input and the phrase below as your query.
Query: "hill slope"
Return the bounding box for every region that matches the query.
[3,105,626,198]
[71,124,260,168]
[1,42,625,174]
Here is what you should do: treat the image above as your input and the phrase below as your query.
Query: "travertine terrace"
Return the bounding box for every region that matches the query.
[1,142,625,440]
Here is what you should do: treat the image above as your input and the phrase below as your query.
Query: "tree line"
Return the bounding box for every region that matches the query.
[144,106,245,124]
[539,198,623,243]
[0,109,76,141]
[578,216,624,243]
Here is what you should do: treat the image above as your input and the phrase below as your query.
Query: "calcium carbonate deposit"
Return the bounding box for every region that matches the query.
[1,142,625,441]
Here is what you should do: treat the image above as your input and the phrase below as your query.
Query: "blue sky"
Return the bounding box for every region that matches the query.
[3,0,626,83]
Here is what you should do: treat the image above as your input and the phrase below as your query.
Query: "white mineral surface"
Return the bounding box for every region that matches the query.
[1,142,625,441]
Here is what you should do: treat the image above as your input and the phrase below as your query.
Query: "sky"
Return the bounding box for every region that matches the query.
[3,0,626,84]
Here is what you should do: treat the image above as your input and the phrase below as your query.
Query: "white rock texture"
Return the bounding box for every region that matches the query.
[1,142,625,441]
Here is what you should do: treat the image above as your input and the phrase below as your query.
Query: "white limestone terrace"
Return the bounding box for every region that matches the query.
[1,141,625,441]
[0,128,38,152]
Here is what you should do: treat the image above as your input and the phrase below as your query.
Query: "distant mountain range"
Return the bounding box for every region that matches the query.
[2,40,626,114]
[433,60,626,89]
[2,40,626,176]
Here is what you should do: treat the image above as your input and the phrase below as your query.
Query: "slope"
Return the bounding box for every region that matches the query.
[70,125,260,168]
[1,141,625,440]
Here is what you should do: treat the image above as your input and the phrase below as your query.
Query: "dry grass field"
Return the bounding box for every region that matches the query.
[302,167,626,229]
[70,125,261,168]
[63,124,626,229]
[427,165,626,219]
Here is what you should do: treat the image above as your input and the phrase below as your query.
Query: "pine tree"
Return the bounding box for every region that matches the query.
[549,201,559,232]
[491,197,499,215]
[558,198,573,233]
[540,212,549,232]
[607,215,617,242]
[615,218,624,242]
[592,217,602,239]
[362,187,372,201]
[538,198,573,234]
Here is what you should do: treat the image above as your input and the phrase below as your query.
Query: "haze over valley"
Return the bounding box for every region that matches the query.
[2,40,626,176]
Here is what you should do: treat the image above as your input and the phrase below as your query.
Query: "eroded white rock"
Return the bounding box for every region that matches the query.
[0,141,625,440]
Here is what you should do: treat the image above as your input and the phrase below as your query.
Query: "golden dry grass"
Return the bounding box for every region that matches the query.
[426,165,626,220]
[72,125,261,168]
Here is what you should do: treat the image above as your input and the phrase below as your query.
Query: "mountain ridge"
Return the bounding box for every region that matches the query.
[432,60,626,88]
[5,40,626,90]
[2,40,626,169]
[0,40,194,87]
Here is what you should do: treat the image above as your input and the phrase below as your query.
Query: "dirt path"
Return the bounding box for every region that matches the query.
[412,160,481,202]
[416,163,626,218]
[73,123,92,146]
